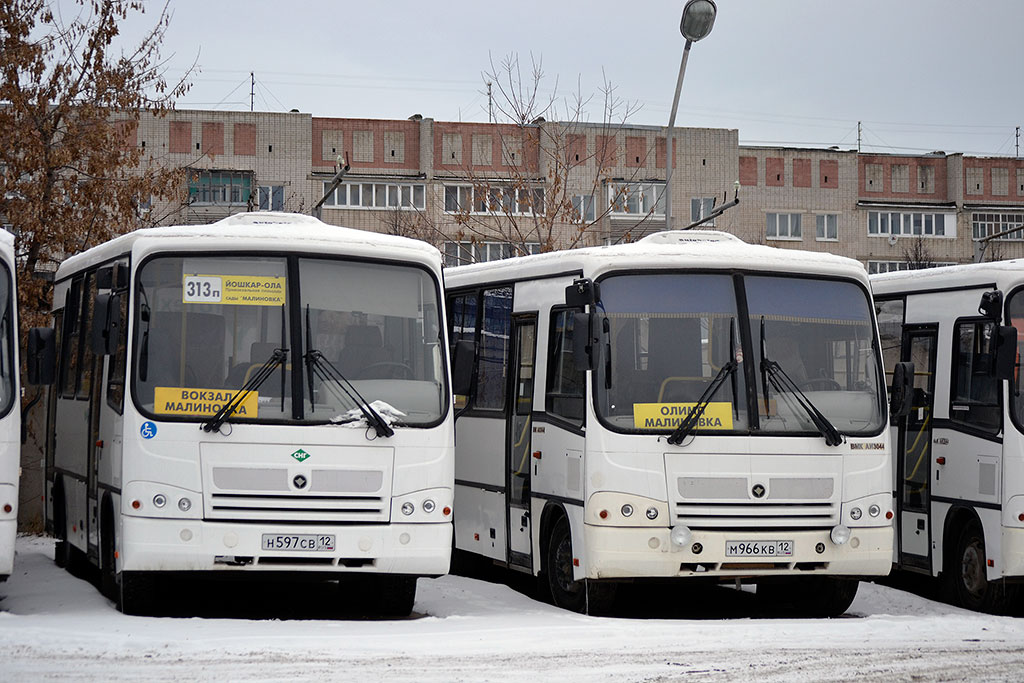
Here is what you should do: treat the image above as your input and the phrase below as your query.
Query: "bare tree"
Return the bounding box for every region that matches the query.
[0,0,193,330]
[437,53,664,261]
[901,236,936,270]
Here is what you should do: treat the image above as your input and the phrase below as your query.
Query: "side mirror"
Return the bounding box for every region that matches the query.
[979,290,1003,320]
[91,293,121,356]
[451,339,475,398]
[995,325,1017,381]
[889,361,914,419]
[565,278,600,308]
[572,311,594,371]
[27,327,57,385]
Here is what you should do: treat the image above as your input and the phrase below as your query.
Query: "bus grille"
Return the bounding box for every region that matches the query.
[672,475,838,529]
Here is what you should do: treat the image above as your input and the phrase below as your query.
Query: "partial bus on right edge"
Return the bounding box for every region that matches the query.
[446,230,899,617]
[873,262,1024,614]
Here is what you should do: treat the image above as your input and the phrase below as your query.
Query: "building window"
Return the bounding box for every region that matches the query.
[443,241,541,267]
[188,170,252,206]
[867,260,956,275]
[257,185,284,211]
[816,214,838,241]
[867,211,954,238]
[766,212,801,240]
[690,197,716,226]
[608,182,665,216]
[972,212,1024,241]
[323,181,425,210]
[442,185,543,216]
[572,194,596,223]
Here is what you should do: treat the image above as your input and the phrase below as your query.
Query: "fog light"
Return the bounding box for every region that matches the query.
[645,506,659,520]
[621,504,634,517]
[868,504,881,518]
[670,526,692,547]
[815,542,826,554]
[422,499,436,513]
[177,497,192,512]
[401,502,415,516]
[830,524,851,545]
[850,507,862,521]
[153,494,167,508]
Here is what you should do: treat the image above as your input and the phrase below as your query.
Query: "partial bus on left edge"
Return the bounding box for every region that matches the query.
[0,230,18,582]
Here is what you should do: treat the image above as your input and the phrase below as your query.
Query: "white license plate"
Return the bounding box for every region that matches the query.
[261,534,335,552]
[725,540,793,557]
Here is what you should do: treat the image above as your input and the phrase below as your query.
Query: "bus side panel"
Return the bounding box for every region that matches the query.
[453,485,506,561]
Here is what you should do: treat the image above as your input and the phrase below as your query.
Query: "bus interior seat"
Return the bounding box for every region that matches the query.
[148,312,225,388]
[339,324,391,378]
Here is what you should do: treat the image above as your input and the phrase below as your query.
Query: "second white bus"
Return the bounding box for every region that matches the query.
[0,230,19,582]
[445,230,899,616]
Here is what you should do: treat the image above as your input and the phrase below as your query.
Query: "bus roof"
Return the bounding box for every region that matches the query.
[871,260,1024,295]
[444,230,870,288]
[55,212,441,280]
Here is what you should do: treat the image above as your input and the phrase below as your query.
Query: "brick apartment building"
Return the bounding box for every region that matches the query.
[132,108,1024,271]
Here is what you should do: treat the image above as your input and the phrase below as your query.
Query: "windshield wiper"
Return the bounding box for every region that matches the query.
[666,361,737,446]
[202,347,287,433]
[758,318,843,447]
[304,306,394,438]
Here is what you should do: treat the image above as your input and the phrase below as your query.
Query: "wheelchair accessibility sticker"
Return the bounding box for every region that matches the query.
[140,421,157,439]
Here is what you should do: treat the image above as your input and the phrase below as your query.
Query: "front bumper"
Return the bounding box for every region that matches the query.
[120,516,452,576]
[584,524,893,579]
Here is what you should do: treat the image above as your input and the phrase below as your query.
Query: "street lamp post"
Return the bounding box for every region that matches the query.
[664,0,717,231]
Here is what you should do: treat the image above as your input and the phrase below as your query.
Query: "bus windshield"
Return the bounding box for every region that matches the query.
[133,254,446,426]
[595,272,885,437]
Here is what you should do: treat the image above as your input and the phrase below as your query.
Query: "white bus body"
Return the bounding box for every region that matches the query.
[445,231,894,615]
[36,213,453,615]
[873,261,1024,613]
[0,231,19,581]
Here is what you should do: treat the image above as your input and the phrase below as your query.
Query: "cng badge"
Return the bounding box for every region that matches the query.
[290,448,310,462]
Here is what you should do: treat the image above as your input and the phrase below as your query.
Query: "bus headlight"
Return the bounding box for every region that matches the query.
[401,502,415,516]
[830,524,851,546]
[422,499,436,514]
[153,494,167,508]
[177,497,192,512]
[620,504,634,517]
[849,507,862,521]
[868,504,881,518]
[645,506,659,520]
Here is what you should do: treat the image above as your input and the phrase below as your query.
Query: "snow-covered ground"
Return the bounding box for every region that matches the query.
[1,535,1023,682]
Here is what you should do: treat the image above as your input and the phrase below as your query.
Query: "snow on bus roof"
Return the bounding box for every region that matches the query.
[56,212,440,278]
[871,259,1024,292]
[445,230,869,284]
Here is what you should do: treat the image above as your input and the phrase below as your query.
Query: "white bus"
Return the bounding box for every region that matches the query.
[873,262,1024,613]
[445,230,899,616]
[28,212,454,615]
[0,231,19,583]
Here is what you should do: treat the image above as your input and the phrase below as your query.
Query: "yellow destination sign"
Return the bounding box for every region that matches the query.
[153,387,259,418]
[182,274,286,306]
[633,402,733,430]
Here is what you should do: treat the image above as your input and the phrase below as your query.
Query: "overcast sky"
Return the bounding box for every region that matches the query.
[96,0,1024,156]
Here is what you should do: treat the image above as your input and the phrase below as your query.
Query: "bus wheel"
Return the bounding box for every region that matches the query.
[373,575,418,617]
[119,571,158,616]
[945,522,1017,614]
[758,577,858,617]
[545,517,615,615]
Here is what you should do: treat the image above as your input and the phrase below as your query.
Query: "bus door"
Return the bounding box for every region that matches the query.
[507,315,537,570]
[898,324,937,571]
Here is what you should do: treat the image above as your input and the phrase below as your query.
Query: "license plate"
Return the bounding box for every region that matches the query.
[261,534,335,552]
[725,540,793,557]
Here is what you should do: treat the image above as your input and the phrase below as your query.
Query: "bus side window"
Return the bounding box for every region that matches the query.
[59,278,83,399]
[106,290,129,414]
[546,308,585,425]
[875,298,905,424]
[476,287,512,411]
[447,292,478,409]
[950,319,1001,433]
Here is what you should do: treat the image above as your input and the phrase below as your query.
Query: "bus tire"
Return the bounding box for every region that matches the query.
[119,571,158,616]
[758,577,858,617]
[375,575,417,617]
[944,521,1018,614]
[545,517,616,615]
[99,506,117,601]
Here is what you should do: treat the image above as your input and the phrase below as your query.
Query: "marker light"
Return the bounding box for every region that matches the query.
[443,506,452,516]
[2,504,11,514]
[599,509,609,519]
[1018,513,1024,522]
[645,506,659,520]
[885,510,894,520]
[868,504,881,518]
[850,507,862,521]
[153,494,167,508]
[830,524,852,546]
[621,503,634,517]
[401,502,415,516]
[177,497,192,512]
[670,526,693,548]
[422,499,436,514]
[131,500,141,510]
